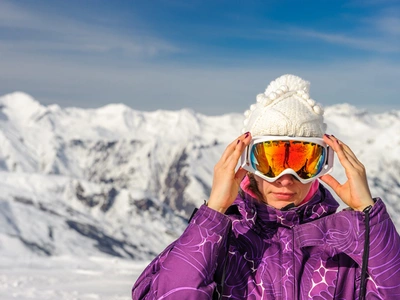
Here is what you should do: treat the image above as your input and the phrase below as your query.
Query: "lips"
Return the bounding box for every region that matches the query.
[272,192,295,200]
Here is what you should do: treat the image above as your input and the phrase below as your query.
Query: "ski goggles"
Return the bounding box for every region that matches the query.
[240,136,334,184]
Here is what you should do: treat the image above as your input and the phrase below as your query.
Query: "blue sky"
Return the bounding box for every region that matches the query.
[0,0,399,114]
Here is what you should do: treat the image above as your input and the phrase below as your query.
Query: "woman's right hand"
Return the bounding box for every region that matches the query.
[207,132,252,214]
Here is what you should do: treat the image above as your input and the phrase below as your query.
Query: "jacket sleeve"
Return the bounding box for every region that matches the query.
[298,198,400,298]
[132,204,232,300]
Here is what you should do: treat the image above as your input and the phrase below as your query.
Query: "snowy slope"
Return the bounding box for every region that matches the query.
[0,255,143,300]
[324,104,400,222]
[0,92,399,264]
[0,92,242,261]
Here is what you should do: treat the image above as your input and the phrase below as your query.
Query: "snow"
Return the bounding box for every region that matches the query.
[0,92,399,299]
[0,255,146,300]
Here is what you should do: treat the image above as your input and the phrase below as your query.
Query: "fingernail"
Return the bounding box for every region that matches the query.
[245,131,250,138]
[237,140,240,144]
[324,134,331,139]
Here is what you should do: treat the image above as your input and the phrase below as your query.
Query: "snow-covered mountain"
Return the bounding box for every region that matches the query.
[0,92,399,261]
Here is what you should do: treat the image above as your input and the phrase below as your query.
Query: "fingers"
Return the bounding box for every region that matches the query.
[322,134,373,211]
[334,138,362,167]
[234,167,248,183]
[323,134,364,172]
[323,134,356,161]
[208,133,252,213]
[220,131,252,164]
[319,174,341,191]
[214,132,252,186]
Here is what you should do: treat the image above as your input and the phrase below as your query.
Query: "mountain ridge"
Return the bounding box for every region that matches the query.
[0,92,399,260]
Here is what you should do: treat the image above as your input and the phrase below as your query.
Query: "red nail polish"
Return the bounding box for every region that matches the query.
[237,140,240,144]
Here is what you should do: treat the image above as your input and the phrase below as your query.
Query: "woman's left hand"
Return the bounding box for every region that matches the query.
[319,134,374,212]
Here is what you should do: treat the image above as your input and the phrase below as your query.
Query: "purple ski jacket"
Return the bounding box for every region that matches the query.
[132,184,400,299]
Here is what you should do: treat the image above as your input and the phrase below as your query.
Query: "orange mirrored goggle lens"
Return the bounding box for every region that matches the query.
[250,140,326,180]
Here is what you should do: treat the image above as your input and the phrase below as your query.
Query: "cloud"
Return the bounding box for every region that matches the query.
[261,22,399,54]
[0,1,36,28]
[295,28,398,53]
[371,15,400,36]
[0,1,181,58]
[1,48,398,114]
[0,1,398,115]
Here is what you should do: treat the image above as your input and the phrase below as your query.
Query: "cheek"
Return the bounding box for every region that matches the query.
[256,178,274,193]
[297,182,313,198]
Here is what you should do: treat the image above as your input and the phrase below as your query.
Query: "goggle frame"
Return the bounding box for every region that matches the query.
[240,136,334,184]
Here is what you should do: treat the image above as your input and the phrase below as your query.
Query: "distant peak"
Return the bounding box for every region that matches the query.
[0,92,46,120]
[97,103,132,113]
[0,92,41,107]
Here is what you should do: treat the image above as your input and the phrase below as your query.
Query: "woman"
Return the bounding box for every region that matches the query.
[132,74,400,299]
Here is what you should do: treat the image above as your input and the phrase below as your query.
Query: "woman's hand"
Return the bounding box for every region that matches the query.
[320,134,374,211]
[207,132,252,214]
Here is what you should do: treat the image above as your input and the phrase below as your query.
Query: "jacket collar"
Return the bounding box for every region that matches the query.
[233,184,339,232]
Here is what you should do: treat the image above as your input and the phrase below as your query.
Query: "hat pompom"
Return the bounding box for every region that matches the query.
[242,74,327,137]
[265,74,310,97]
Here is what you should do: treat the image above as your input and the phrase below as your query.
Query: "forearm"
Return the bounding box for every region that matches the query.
[328,199,400,295]
[295,198,400,296]
[132,205,232,299]
[356,200,400,294]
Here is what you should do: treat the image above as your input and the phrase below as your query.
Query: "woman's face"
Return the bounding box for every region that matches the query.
[254,174,313,209]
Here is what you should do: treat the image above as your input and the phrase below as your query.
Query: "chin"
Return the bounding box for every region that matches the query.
[269,200,295,210]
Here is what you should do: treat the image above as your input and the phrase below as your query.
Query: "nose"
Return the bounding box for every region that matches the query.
[276,174,295,186]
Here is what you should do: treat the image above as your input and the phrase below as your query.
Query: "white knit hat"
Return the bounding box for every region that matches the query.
[242,74,327,137]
